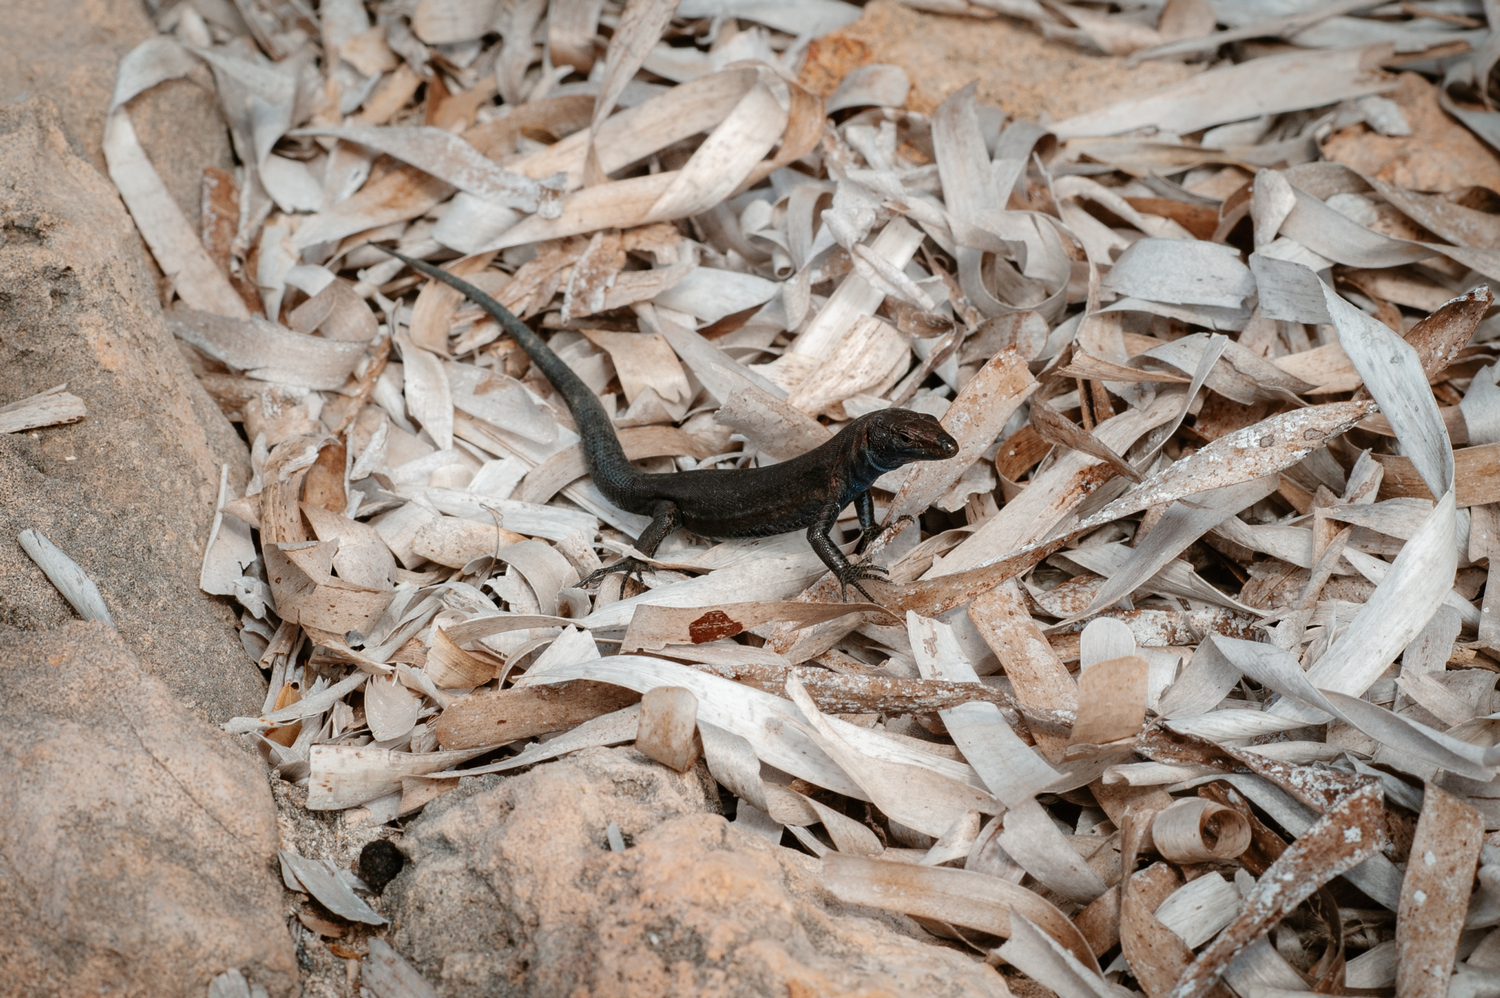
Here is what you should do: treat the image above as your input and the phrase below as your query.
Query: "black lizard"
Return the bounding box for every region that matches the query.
[383,249,958,601]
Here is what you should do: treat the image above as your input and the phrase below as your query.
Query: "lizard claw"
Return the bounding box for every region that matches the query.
[582,557,652,591]
[836,559,890,603]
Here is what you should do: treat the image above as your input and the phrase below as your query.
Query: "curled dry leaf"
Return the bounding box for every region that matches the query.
[1147,798,1252,864]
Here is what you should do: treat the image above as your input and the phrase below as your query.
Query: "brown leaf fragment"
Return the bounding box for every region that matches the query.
[356,64,425,126]
[561,229,625,323]
[1121,814,1232,998]
[265,683,302,748]
[1075,861,1182,958]
[1124,197,1220,240]
[398,775,459,818]
[1396,784,1483,998]
[199,167,262,317]
[465,95,596,159]
[677,659,1026,718]
[1054,350,1193,385]
[1070,656,1148,747]
[302,439,347,514]
[1168,781,1387,998]
[971,579,1080,718]
[635,686,701,773]
[1403,286,1493,385]
[425,626,496,690]
[340,24,400,77]
[433,680,641,750]
[995,424,1053,482]
[200,166,237,275]
[1374,443,1500,506]
[1033,399,1142,483]
[1195,782,1287,875]
[295,909,345,938]
[1323,73,1500,199]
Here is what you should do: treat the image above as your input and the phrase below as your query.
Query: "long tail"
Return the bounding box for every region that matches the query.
[380,248,636,494]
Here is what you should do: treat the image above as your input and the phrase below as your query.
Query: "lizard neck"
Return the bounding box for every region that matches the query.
[839,425,903,498]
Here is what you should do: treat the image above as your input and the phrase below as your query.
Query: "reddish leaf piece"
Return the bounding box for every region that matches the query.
[1396,784,1483,998]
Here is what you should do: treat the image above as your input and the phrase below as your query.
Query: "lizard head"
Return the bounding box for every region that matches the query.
[859,408,959,471]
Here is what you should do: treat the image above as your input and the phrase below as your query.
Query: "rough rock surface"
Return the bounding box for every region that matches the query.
[0,0,233,233]
[0,97,263,722]
[386,747,1008,997]
[0,622,296,997]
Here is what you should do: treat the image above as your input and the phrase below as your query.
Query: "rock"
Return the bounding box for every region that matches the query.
[0,0,154,171]
[0,0,234,234]
[0,622,297,997]
[1322,72,1500,194]
[0,97,264,723]
[799,0,1198,120]
[386,747,1009,997]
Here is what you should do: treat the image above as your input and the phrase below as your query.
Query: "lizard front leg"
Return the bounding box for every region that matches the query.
[851,493,918,555]
[853,491,881,555]
[807,503,887,603]
[582,500,681,589]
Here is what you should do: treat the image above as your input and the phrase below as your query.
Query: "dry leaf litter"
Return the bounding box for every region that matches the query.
[59,0,1500,992]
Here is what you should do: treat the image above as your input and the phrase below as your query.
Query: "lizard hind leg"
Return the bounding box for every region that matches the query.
[581,500,681,591]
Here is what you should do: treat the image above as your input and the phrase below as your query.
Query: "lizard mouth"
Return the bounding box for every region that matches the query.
[917,433,958,459]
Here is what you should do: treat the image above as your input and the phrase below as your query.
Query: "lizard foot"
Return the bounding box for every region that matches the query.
[581,557,652,591]
[836,560,889,603]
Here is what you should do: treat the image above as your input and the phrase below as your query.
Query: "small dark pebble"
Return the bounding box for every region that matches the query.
[359,839,405,894]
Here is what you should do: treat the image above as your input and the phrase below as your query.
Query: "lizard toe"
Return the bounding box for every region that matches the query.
[581,557,652,590]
